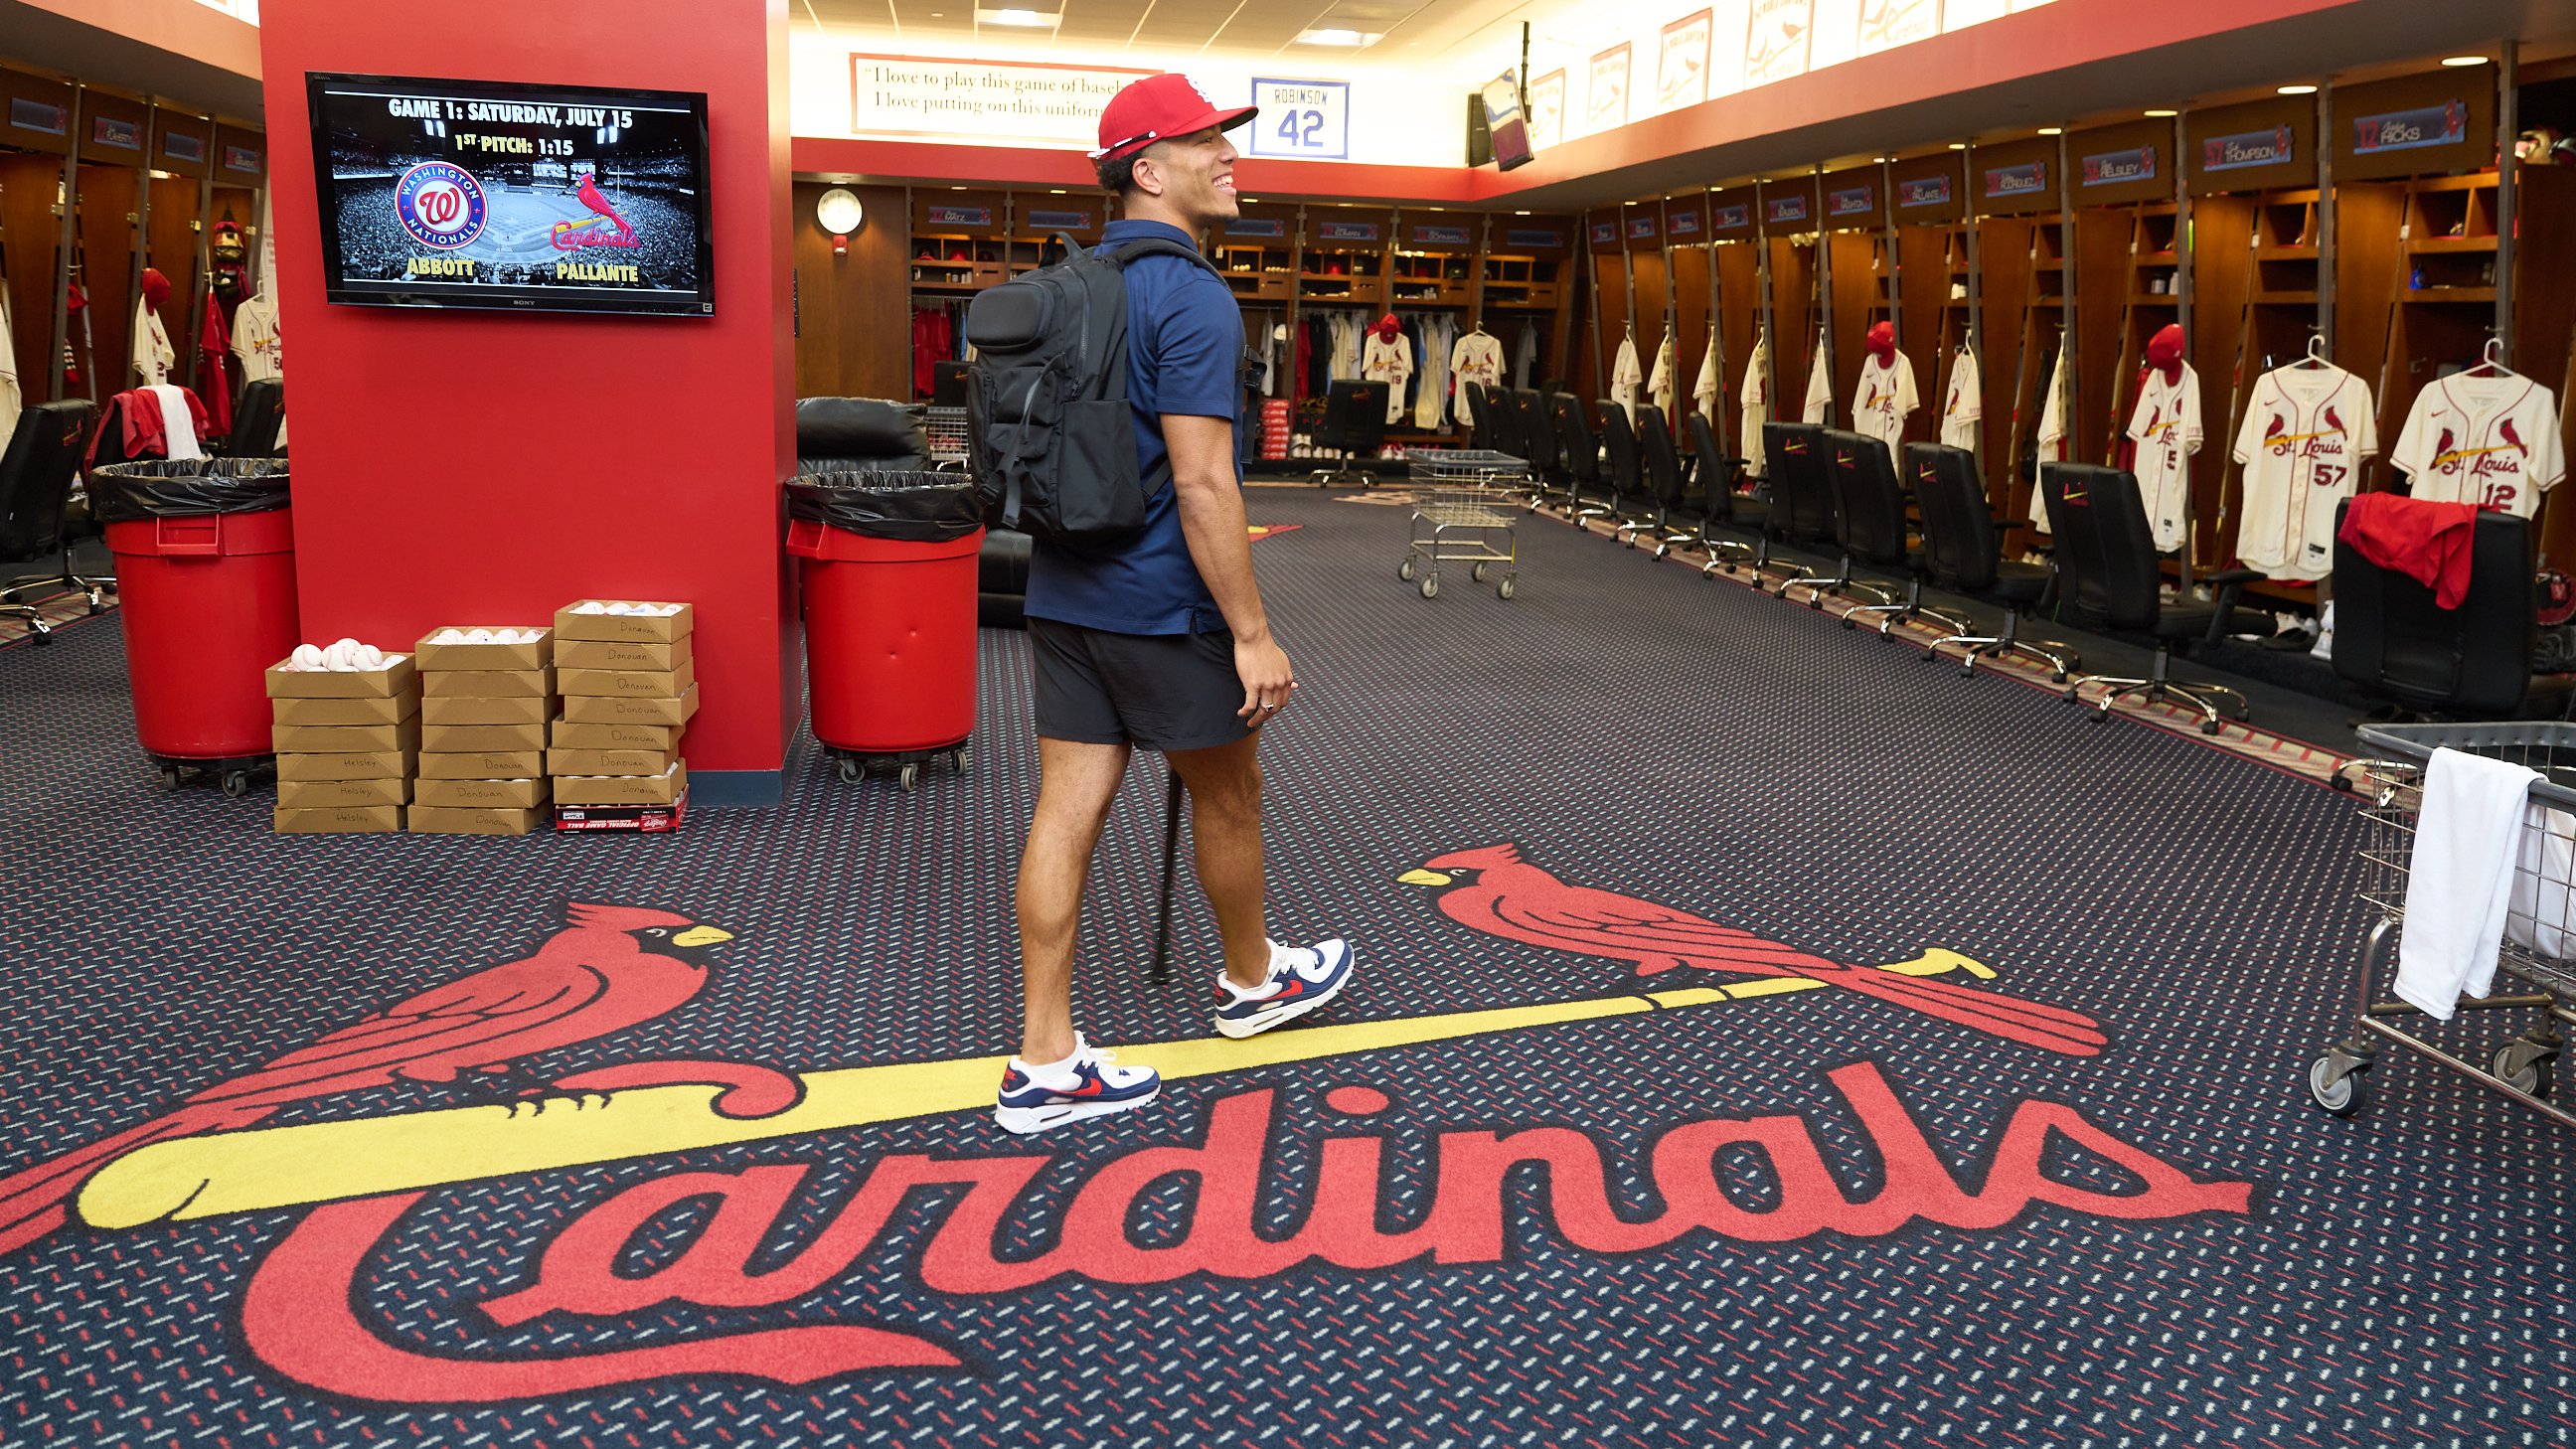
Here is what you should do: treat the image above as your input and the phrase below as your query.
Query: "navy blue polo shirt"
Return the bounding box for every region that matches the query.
[1023,219,1241,636]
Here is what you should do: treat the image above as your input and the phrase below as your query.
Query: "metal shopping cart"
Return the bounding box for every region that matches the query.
[1398,449,1528,599]
[924,406,970,467]
[2307,722,2576,1125]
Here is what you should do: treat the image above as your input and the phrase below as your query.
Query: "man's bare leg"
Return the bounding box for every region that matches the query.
[1167,731,1269,991]
[1018,736,1132,1064]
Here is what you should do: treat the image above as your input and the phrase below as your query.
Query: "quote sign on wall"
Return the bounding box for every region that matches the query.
[851,55,1154,145]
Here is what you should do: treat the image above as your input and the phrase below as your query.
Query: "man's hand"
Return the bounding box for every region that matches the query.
[1235,633,1296,723]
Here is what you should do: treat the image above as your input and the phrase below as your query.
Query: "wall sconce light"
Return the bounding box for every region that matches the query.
[816,187,864,256]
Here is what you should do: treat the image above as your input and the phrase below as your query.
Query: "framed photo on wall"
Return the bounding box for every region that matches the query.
[1528,69,1566,150]
[1659,10,1712,110]
[1746,0,1813,87]
[1588,44,1632,132]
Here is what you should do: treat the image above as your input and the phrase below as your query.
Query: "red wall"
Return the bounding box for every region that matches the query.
[257,0,798,797]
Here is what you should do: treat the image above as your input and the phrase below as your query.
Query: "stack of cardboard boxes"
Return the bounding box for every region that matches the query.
[269,650,417,834]
[412,626,555,836]
[552,600,696,832]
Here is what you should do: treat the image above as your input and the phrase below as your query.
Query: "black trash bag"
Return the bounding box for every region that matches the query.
[787,470,982,543]
[795,397,930,470]
[89,458,291,523]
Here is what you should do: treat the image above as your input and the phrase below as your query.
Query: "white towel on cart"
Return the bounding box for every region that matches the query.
[2395,747,2539,1020]
[2507,805,2576,960]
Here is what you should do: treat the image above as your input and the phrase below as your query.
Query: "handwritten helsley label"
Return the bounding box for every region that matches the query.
[851,54,1152,145]
[2352,101,2468,155]
[1897,175,1953,208]
[2203,125,2294,172]
[2080,146,2155,187]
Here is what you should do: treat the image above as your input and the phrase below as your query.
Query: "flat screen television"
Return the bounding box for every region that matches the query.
[1481,71,1534,172]
[306,72,714,316]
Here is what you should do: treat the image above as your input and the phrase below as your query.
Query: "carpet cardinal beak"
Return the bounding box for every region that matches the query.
[672,926,734,948]
[1398,870,1452,886]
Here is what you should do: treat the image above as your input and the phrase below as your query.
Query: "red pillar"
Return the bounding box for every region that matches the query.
[256,0,798,805]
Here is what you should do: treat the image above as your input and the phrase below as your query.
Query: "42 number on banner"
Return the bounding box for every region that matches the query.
[1249,79,1350,161]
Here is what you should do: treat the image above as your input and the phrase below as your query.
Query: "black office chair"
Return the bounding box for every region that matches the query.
[1906,443,2076,680]
[1760,421,1836,560]
[1633,406,1702,558]
[1596,402,1661,547]
[2,402,109,644]
[1511,387,1559,510]
[1464,382,1497,452]
[2042,463,2266,732]
[1688,412,1768,574]
[1803,430,1967,634]
[1548,393,1610,525]
[932,359,971,407]
[1310,380,1387,487]
[2331,499,2535,719]
[228,379,285,457]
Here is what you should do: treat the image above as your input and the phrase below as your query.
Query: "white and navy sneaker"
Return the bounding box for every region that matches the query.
[993,1035,1161,1135]
[1214,937,1355,1040]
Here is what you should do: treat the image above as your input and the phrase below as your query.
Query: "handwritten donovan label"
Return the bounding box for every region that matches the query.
[1897,175,1953,208]
[1985,161,2048,198]
[2080,146,2155,187]
[2353,101,2468,155]
[2203,126,2294,172]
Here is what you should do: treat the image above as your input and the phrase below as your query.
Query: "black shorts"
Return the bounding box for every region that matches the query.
[1029,617,1255,752]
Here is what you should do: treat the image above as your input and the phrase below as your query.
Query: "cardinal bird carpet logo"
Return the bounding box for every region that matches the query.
[4,885,2254,1408]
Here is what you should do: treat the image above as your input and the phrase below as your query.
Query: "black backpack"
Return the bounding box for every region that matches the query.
[962,234,1221,547]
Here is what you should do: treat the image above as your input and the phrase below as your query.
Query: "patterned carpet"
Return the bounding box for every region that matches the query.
[2,488,2569,1447]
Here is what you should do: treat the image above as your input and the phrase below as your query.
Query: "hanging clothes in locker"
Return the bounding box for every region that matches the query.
[1739,328,1772,477]
[2232,360,2375,581]
[1939,347,1982,452]
[1692,325,1720,424]
[1647,329,1676,422]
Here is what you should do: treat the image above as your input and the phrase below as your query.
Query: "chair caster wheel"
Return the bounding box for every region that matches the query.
[2050,671,2068,684]
[837,757,862,784]
[221,769,250,798]
[2089,711,2110,724]
[2198,719,2222,735]
[1840,616,1856,629]
[898,762,921,791]
[158,765,181,788]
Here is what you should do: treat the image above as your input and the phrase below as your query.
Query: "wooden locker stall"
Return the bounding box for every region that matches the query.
[0,68,74,405]
[1622,198,1672,430]
[1891,152,1974,467]
[1760,175,1822,429]
[148,106,212,398]
[2065,117,2174,466]
[1390,208,1475,431]
[1579,208,1624,402]
[1972,136,2061,533]
[72,86,150,403]
[2514,164,2576,565]
[789,180,908,402]
[1820,161,1890,441]
[1483,212,1575,392]
[1668,192,1715,444]
[1708,185,1762,460]
[2186,95,2311,568]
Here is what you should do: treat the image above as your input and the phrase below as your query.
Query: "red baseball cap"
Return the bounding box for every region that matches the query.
[1092,73,1256,162]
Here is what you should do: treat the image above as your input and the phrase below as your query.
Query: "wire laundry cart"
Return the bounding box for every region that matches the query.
[1397,449,1528,599]
[923,406,970,466]
[2307,722,2576,1126]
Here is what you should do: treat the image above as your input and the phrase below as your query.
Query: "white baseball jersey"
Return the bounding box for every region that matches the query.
[1938,348,1982,452]
[1610,334,1643,422]
[1647,333,1676,420]
[2028,344,2072,532]
[1800,337,1832,424]
[1739,331,1771,475]
[132,299,174,386]
[1851,351,1919,453]
[2231,364,2375,582]
[232,293,283,384]
[2126,364,2203,552]
[1692,327,1720,422]
[1363,332,1413,424]
[1449,331,1503,426]
[0,287,20,445]
[2391,372,2568,520]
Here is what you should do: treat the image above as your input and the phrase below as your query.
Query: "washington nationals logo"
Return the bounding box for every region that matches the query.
[395,161,488,250]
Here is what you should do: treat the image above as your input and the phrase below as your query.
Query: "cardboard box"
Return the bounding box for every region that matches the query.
[423,694,551,726]
[554,600,693,644]
[415,776,550,809]
[419,720,549,753]
[274,804,405,834]
[554,635,694,672]
[264,654,417,700]
[422,668,555,700]
[277,776,411,810]
[562,683,701,726]
[555,791,688,833]
[413,628,553,672]
[551,718,685,751]
[275,749,416,782]
[554,762,688,806]
[272,713,422,755]
[549,746,676,777]
[410,805,548,836]
[559,661,695,700]
[272,694,414,726]
[417,749,548,779]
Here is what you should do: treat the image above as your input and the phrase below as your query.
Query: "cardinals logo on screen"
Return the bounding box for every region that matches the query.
[552,170,640,250]
[395,161,489,249]
[3,880,2252,1407]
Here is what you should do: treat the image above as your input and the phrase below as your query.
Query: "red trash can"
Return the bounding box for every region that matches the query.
[785,470,985,789]
[92,460,298,791]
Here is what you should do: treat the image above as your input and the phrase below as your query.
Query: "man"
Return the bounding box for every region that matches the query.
[994,74,1356,1136]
